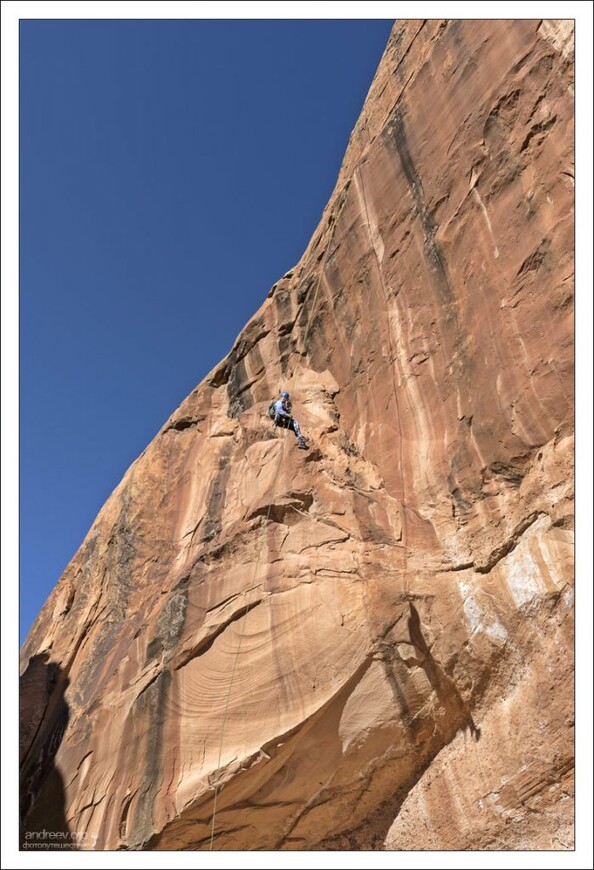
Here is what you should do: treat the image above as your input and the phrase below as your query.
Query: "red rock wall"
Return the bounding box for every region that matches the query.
[20,20,574,850]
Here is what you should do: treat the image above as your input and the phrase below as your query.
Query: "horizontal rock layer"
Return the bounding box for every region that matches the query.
[21,19,574,850]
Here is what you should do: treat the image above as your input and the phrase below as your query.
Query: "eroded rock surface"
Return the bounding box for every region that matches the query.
[21,19,574,850]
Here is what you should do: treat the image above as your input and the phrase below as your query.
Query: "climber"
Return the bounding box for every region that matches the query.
[271,391,309,449]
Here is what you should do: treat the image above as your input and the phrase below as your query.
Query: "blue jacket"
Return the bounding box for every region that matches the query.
[274,398,291,418]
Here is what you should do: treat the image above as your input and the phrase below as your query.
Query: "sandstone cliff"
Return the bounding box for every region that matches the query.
[20,19,574,850]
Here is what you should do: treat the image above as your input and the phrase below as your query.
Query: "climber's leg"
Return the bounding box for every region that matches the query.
[290,418,309,449]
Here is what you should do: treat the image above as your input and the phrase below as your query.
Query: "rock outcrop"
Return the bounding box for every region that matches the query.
[20,19,574,850]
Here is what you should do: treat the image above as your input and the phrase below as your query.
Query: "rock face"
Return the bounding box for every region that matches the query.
[20,20,574,850]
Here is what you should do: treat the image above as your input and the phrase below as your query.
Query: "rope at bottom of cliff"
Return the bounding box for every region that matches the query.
[208,213,343,851]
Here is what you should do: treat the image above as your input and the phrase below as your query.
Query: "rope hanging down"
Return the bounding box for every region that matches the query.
[208,203,346,850]
[209,169,410,847]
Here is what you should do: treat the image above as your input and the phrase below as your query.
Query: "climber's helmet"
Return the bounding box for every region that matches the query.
[281,391,290,399]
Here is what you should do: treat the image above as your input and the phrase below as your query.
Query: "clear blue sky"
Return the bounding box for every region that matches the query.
[20,19,393,641]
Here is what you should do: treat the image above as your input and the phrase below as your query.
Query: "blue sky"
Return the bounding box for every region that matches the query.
[20,19,393,641]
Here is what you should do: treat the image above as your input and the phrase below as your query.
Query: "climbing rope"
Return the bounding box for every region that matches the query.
[208,203,346,850]
[207,496,275,850]
[208,167,413,847]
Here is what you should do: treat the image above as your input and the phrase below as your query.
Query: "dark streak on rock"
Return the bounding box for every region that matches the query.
[227,354,252,418]
[202,444,233,542]
[131,669,172,847]
[70,490,136,708]
[383,109,459,331]
[145,575,191,663]
[516,238,551,276]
